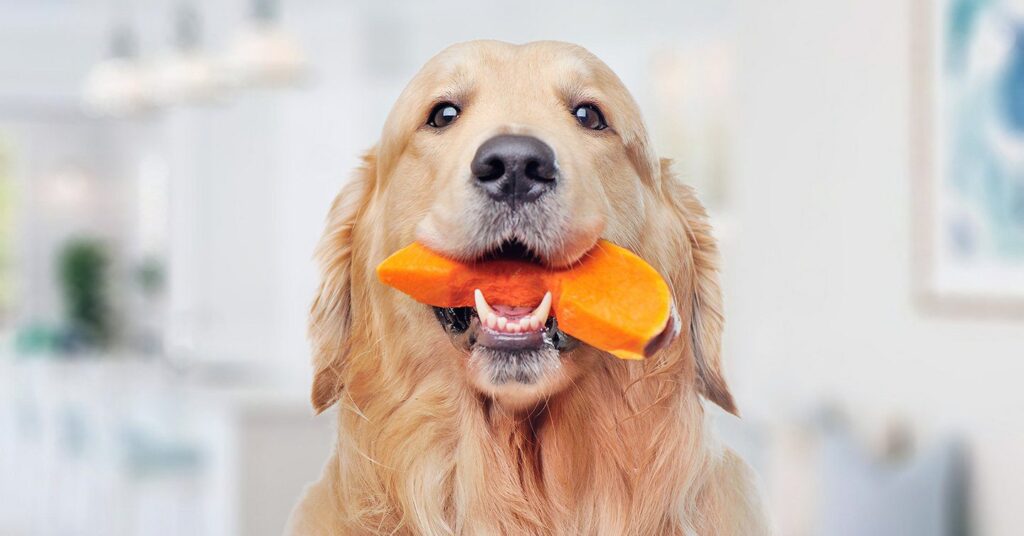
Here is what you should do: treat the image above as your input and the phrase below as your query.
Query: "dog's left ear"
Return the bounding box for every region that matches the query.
[662,159,738,415]
[308,149,377,414]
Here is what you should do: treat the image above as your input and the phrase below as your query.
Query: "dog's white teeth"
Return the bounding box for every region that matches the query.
[528,292,553,327]
[474,289,552,333]
[474,290,501,329]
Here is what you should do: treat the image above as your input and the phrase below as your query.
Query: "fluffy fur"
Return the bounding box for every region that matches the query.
[288,41,769,535]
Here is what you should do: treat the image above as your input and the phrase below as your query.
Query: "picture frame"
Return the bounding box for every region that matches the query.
[911,0,1024,315]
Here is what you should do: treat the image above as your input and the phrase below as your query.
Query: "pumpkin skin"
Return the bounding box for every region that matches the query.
[375,240,674,360]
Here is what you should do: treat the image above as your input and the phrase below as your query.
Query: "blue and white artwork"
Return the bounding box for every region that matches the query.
[929,0,1024,302]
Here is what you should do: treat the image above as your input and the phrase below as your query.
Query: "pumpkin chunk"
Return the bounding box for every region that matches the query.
[376,240,674,360]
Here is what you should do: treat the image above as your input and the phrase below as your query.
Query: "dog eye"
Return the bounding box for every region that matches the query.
[573,104,607,130]
[427,102,460,128]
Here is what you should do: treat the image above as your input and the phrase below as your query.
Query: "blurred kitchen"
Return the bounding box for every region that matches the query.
[1,0,1022,534]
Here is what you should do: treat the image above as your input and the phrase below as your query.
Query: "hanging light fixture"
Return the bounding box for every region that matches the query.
[82,24,154,117]
[152,3,229,105]
[225,0,309,88]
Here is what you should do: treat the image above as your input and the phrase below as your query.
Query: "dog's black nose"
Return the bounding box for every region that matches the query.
[471,135,557,205]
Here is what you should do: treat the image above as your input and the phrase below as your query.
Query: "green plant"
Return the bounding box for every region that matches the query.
[58,238,113,347]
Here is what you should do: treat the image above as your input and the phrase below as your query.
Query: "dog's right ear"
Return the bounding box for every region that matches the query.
[662,159,738,416]
[309,149,377,414]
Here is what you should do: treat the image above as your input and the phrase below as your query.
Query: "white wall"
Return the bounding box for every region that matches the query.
[729,1,1024,533]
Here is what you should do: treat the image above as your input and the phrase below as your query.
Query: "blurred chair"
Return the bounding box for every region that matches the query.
[818,427,970,536]
[722,406,972,536]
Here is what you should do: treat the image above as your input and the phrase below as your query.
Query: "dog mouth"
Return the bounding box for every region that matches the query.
[432,240,579,383]
[432,291,577,353]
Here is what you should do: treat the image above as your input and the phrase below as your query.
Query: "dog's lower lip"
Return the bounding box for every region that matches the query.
[475,325,546,351]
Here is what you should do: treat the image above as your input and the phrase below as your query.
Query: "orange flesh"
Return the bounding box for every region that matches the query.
[375,240,672,360]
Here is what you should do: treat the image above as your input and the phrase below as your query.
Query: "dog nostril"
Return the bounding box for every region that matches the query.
[524,159,555,182]
[477,157,505,182]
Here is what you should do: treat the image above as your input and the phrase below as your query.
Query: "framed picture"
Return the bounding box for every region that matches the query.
[912,0,1024,314]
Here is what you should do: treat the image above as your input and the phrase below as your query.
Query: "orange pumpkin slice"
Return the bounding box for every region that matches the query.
[376,240,675,360]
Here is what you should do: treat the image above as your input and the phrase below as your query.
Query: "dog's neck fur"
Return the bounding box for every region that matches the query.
[328,348,724,536]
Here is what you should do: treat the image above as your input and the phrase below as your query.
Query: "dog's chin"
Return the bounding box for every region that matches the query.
[467,346,573,410]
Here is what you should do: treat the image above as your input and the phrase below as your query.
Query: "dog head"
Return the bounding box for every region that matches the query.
[309,40,735,414]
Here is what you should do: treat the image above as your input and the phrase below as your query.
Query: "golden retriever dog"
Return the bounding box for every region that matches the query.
[288,40,769,535]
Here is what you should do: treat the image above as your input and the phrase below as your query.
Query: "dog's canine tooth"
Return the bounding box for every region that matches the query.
[528,292,552,327]
[474,289,494,319]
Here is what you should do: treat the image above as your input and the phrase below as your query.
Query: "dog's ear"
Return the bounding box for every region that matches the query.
[662,159,737,415]
[309,149,376,414]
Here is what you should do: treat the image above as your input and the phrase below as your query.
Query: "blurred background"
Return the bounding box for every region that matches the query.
[0,0,1021,534]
